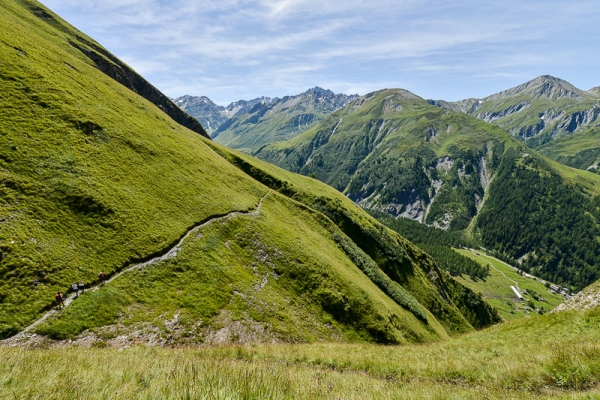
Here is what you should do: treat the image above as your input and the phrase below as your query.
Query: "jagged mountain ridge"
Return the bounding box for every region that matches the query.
[172,95,228,134]
[173,95,272,134]
[429,75,600,171]
[254,88,600,290]
[175,88,358,152]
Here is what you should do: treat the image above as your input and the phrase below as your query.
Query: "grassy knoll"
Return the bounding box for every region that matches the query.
[455,249,565,320]
[2,308,600,399]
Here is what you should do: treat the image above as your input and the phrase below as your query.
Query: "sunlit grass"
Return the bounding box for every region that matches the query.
[2,308,600,399]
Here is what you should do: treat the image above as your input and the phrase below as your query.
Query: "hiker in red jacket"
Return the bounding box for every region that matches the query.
[55,292,64,309]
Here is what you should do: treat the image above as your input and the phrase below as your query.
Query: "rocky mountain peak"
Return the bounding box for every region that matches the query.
[304,86,335,97]
[487,75,585,101]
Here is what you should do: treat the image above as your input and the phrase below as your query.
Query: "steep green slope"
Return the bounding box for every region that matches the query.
[433,75,600,171]
[0,0,494,342]
[36,190,450,344]
[211,88,357,153]
[0,0,261,337]
[205,144,501,331]
[254,89,600,290]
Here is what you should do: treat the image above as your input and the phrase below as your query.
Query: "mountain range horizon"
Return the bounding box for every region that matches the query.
[177,74,599,109]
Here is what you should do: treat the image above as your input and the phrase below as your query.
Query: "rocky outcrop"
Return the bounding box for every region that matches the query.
[551,281,600,313]
[476,101,530,123]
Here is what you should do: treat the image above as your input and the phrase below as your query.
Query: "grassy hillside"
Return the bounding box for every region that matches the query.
[2,307,600,398]
[204,144,501,331]
[0,0,496,342]
[35,190,450,344]
[253,88,600,291]
[0,0,263,336]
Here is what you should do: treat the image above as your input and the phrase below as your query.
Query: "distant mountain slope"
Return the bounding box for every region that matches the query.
[254,89,600,290]
[0,0,495,342]
[172,95,228,135]
[535,126,600,172]
[256,89,516,229]
[429,75,600,171]
[173,95,271,135]
[176,88,358,153]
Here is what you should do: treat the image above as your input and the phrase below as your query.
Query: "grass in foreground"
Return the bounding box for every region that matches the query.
[2,308,600,399]
[455,249,565,320]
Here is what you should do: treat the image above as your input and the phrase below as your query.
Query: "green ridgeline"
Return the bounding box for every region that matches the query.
[0,0,496,342]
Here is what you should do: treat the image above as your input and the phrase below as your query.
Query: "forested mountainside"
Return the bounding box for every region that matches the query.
[176,88,358,153]
[253,89,600,290]
[430,75,600,172]
[0,0,499,342]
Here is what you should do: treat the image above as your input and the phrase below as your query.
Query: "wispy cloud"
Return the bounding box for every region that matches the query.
[42,0,600,103]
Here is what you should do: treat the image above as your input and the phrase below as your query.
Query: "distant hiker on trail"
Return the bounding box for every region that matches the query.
[55,292,64,308]
[78,282,84,293]
[98,271,105,285]
[72,282,79,297]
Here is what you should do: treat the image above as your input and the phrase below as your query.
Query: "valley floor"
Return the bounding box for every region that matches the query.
[1,308,599,399]
[454,249,566,320]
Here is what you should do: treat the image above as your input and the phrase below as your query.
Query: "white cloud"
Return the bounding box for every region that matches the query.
[41,0,600,102]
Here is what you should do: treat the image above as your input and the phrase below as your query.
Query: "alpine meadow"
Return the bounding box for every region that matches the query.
[1,0,600,399]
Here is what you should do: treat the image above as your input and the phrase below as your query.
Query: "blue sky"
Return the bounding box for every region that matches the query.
[43,0,600,105]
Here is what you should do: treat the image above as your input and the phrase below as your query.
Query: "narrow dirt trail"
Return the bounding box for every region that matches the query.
[2,191,270,344]
[469,249,521,291]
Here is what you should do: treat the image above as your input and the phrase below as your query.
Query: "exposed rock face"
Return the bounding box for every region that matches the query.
[552,281,600,313]
[475,102,531,123]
